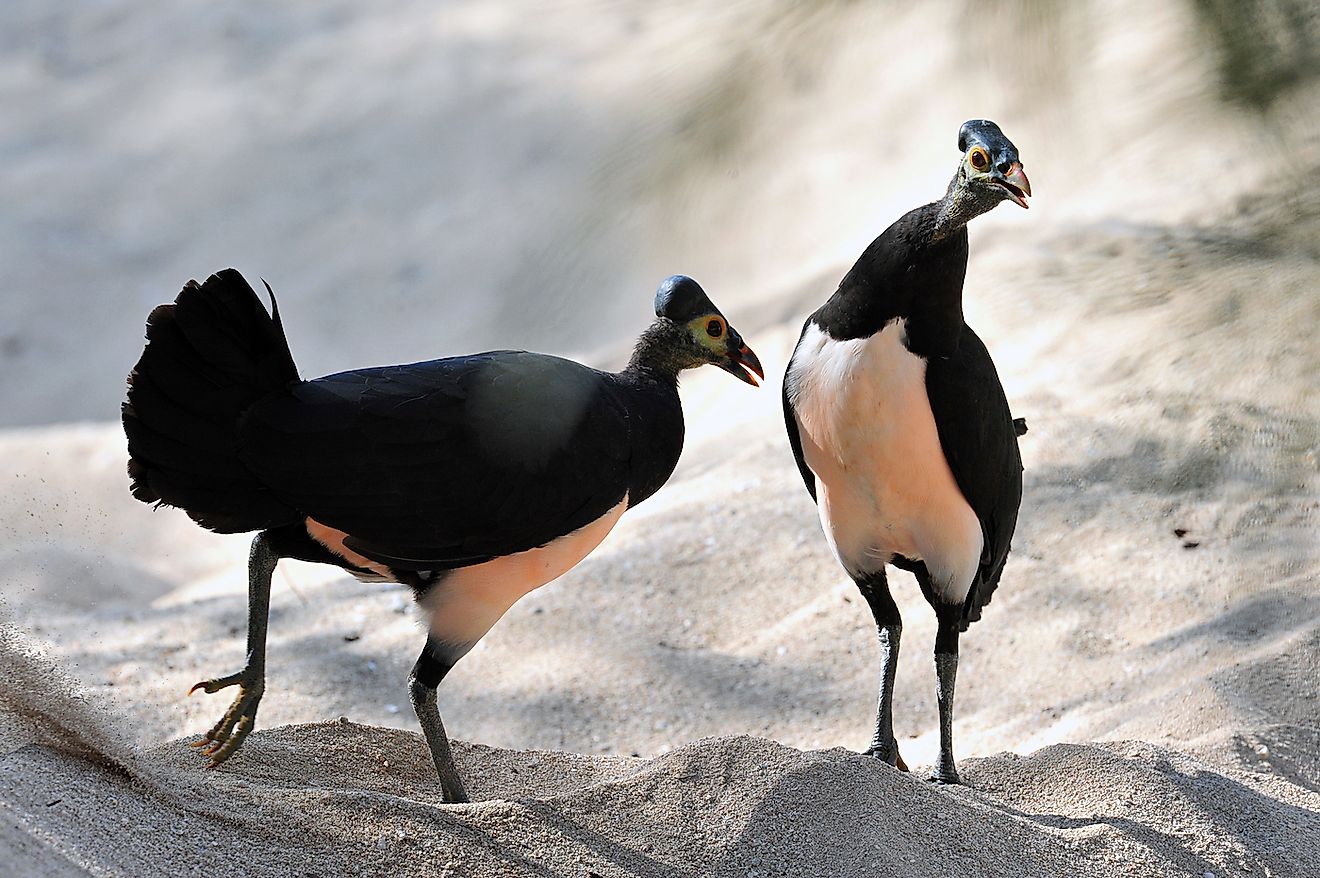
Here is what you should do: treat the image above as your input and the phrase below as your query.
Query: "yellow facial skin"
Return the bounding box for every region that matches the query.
[687,313,728,356]
[685,312,764,386]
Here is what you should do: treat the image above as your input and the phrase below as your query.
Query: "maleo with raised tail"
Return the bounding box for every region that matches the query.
[123,271,762,803]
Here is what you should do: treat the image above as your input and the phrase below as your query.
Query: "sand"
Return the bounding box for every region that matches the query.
[4,1,1320,876]
[3,637,1318,877]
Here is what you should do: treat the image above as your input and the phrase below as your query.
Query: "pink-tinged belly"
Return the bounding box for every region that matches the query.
[419,496,629,656]
[787,321,982,602]
[306,517,394,579]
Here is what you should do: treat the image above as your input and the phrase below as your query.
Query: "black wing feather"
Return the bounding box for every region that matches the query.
[924,324,1023,626]
[238,351,632,569]
[782,319,817,502]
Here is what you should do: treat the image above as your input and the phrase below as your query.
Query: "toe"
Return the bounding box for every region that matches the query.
[190,671,248,696]
[206,716,254,767]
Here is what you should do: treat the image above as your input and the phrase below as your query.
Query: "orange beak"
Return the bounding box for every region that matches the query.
[722,335,764,387]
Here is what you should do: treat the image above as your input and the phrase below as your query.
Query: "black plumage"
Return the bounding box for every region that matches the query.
[123,269,762,802]
[919,326,1022,625]
[124,277,300,531]
[783,119,1030,782]
[239,353,638,569]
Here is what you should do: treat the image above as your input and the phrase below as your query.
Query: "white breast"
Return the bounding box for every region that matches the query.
[786,320,982,604]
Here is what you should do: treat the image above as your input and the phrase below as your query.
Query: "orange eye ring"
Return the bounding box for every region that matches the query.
[706,318,725,338]
[969,147,990,171]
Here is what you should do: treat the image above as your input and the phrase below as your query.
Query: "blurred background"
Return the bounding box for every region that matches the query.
[1,0,1318,781]
[2,0,1315,425]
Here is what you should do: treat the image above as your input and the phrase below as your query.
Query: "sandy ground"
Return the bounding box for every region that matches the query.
[4,1,1320,876]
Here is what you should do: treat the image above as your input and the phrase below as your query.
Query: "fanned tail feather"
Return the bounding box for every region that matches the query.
[122,269,302,532]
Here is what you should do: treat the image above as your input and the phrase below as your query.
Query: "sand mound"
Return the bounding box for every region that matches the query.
[8,613,1320,878]
[4,676,1317,878]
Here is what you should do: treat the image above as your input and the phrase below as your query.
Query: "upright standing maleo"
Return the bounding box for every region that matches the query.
[123,271,762,803]
[783,120,1029,783]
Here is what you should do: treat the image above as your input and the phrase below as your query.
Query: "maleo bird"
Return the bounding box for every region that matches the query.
[122,270,762,803]
[783,120,1030,783]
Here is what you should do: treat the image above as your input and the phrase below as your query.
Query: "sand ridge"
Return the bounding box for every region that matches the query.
[4,667,1317,878]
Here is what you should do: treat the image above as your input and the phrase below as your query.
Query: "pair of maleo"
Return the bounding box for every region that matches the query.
[122,120,1031,803]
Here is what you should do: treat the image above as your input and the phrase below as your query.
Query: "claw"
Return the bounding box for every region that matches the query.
[189,736,213,749]
[190,673,245,696]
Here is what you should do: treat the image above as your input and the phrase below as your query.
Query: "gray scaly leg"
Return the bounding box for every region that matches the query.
[189,532,279,767]
[409,638,469,803]
[932,611,961,784]
[857,572,907,771]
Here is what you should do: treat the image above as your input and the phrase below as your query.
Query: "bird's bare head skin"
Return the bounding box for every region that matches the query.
[688,312,765,387]
[959,119,1030,209]
[935,119,1030,238]
[646,275,765,386]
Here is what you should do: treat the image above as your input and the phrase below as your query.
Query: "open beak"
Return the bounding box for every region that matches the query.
[993,161,1031,209]
[721,335,764,387]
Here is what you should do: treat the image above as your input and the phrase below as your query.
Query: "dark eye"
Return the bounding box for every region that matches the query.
[969,147,990,171]
[706,319,724,338]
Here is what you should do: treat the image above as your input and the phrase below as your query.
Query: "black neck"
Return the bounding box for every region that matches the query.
[812,200,969,357]
[614,319,687,508]
[623,320,691,385]
[933,166,1003,241]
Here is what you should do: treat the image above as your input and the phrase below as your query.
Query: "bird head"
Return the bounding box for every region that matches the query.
[956,119,1031,210]
[651,275,764,386]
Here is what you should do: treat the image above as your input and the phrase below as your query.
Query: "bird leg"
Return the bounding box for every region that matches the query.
[188,532,279,767]
[931,610,961,784]
[857,573,907,771]
[409,638,469,804]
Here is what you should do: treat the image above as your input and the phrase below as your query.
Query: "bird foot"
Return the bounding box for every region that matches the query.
[188,667,265,768]
[929,762,960,785]
[863,742,909,772]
